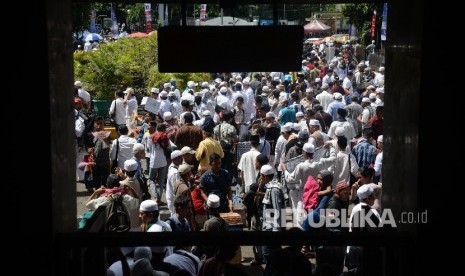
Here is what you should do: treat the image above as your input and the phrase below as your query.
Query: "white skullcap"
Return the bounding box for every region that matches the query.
[358,62,366,68]
[235,75,242,80]
[163,83,172,89]
[187,81,198,88]
[296,111,304,117]
[219,81,226,87]
[303,143,315,153]
[178,164,192,175]
[321,83,329,89]
[159,91,168,98]
[315,78,321,83]
[74,81,82,87]
[292,123,301,131]
[124,159,138,172]
[357,184,374,200]
[260,164,275,176]
[335,126,345,137]
[163,111,172,120]
[207,194,220,208]
[140,200,158,212]
[203,110,211,116]
[243,79,250,85]
[376,87,385,93]
[219,87,228,94]
[378,67,385,72]
[134,247,152,261]
[181,146,196,155]
[266,112,276,118]
[309,119,320,127]
[132,143,145,153]
[377,135,383,143]
[201,81,209,88]
[281,123,292,132]
[334,93,343,100]
[273,76,280,81]
[262,86,270,92]
[124,88,134,94]
[151,87,159,93]
[369,93,377,100]
[305,88,313,93]
[214,78,222,84]
[168,91,176,96]
[361,97,371,103]
[170,150,183,160]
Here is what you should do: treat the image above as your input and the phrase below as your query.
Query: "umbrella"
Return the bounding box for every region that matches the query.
[128,32,149,38]
[304,19,331,34]
[84,33,103,42]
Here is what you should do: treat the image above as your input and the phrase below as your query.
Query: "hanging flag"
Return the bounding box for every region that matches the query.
[89,9,97,33]
[200,4,207,21]
[144,3,152,32]
[381,3,388,41]
[371,10,377,39]
[110,4,119,37]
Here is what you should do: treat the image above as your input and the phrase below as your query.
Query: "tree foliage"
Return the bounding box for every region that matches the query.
[74,34,210,100]
[342,3,383,45]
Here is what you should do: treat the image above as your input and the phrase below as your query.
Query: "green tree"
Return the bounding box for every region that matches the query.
[342,3,383,45]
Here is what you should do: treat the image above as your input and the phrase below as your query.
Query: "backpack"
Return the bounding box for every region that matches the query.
[105,195,131,232]
[76,112,95,149]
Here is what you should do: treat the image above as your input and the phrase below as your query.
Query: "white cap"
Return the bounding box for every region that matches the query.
[163,111,172,120]
[281,123,292,132]
[361,97,371,103]
[314,78,321,83]
[187,81,198,88]
[260,164,275,176]
[302,59,308,64]
[159,91,168,98]
[266,112,276,119]
[262,86,270,92]
[219,87,228,94]
[357,184,374,200]
[163,83,172,89]
[334,92,342,100]
[168,91,176,97]
[181,146,196,155]
[305,88,313,93]
[292,123,301,131]
[321,83,329,90]
[243,79,250,85]
[303,143,315,153]
[202,110,211,116]
[178,163,192,175]
[214,78,222,84]
[377,135,383,143]
[207,194,220,208]
[124,87,134,94]
[201,81,209,88]
[335,126,345,137]
[140,200,158,212]
[74,81,82,87]
[170,150,183,160]
[124,159,138,172]
[151,88,159,94]
[132,143,145,153]
[376,87,385,94]
[273,76,280,82]
[296,112,304,117]
[219,81,226,87]
[378,67,385,72]
[369,93,377,100]
[309,119,320,127]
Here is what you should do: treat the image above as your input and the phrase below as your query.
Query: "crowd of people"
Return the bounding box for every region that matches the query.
[73,39,386,275]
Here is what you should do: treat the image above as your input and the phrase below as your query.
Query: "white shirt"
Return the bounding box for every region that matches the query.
[110,135,138,168]
[149,139,167,169]
[238,148,260,189]
[274,135,287,171]
[327,120,356,140]
[165,163,180,215]
[125,97,138,119]
[329,152,359,189]
[109,98,126,125]
[315,90,334,111]
[374,152,383,181]
[78,88,91,105]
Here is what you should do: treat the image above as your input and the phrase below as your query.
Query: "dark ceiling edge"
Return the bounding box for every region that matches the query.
[73,0,389,4]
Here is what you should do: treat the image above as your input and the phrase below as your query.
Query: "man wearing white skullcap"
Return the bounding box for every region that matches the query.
[316,82,334,111]
[284,142,336,226]
[349,184,381,232]
[359,97,375,130]
[308,119,329,148]
[327,108,357,141]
